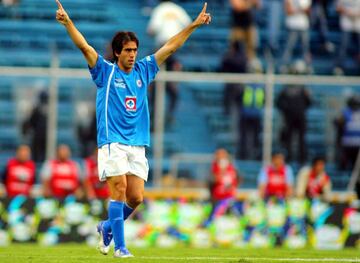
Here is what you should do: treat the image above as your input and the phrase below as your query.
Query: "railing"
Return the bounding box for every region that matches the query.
[1,64,360,194]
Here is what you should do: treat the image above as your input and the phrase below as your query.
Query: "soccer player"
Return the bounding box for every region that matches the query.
[55,0,211,258]
[2,145,35,198]
[296,156,332,201]
[41,144,82,199]
[258,151,294,200]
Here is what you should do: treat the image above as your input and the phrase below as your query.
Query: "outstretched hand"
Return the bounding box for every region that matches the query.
[56,0,70,25]
[193,2,212,27]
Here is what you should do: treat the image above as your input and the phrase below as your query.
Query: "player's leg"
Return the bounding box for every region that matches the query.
[106,175,133,257]
[96,144,132,257]
[125,145,148,219]
[124,174,145,220]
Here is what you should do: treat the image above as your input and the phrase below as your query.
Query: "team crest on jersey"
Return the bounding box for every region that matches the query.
[125,96,137,112]
[136,79,142,88]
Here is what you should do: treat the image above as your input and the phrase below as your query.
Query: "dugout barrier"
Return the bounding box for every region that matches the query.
[0,66,360,191]
[0,196,359,249]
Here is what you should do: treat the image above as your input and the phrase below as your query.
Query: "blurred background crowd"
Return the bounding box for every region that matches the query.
[0,0,360,200]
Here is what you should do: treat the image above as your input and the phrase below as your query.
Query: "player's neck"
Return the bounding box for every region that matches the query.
[117,62,132,74]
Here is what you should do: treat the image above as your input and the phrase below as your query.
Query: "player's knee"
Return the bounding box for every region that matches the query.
[115,183,127,195]
[110,181,127,201]
[127,193,143,208]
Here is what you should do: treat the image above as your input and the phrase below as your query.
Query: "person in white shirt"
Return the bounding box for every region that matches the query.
[147,0,192,47]
[280,0,312,73]
[147,1,191,127]
[334,0,360,75]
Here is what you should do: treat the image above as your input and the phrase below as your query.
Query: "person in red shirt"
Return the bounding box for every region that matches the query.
[2,145,36,198]
[203,148,240,226]
[258,151,294,199]
[41,144,83,199]
[211,148,239,201]
[296,156,332,201]
[84,148,109,200]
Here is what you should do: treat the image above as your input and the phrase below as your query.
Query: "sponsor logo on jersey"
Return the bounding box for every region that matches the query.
[146,56,151,62]
[114,78,126,89]
[125,96,137,112]
[136,79,142,88]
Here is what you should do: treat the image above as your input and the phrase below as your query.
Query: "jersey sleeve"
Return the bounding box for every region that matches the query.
[137,55,160,85]
[40,161,52,181]
[75,162,84,181]
[88,54,113,88]
[258,167,267,185]
[285,165,295,186]
[296,166,309,197]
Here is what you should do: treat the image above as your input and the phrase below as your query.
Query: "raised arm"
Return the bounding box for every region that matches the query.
[55,0,97,68]
[154,2,211,66]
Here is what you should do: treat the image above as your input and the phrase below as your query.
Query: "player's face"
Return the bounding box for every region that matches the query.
[117,41,138,72]
[272,154,284,168]
[313,160,325,175]
[16,146,31,162]
[57,145,71,161]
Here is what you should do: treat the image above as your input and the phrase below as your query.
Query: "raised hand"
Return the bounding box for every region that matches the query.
[56,0,70,25]
[193,2,212,27]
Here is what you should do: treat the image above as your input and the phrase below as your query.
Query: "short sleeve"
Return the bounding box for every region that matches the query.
[258,168,267,185]
[88,54,113,88]
[40,161,51,181]
[75,162,84,181]
[285,165,294,185]
[137,55,160,85]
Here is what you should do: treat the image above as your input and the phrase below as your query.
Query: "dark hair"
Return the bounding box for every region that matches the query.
[312,156,326,166]
[271,148,286,158]
[111,31,139,62]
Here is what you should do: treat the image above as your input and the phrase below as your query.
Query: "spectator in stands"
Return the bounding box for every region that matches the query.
[147,0,192,48]
[148,58,182,128]
[334,96,360,170]
[84,148,109,200]
[147,0,191,127]
[267,0,283,52]
[1,0,19,6]
[280,0,312,74]
[296,156,332,201]
[221,41,247,116]
[311,0,335,53]
[22,90,48,163]
[237,85,264,160]
[41,144,83,199]
[333,0,360,75]
[1,145,35,198]
[276,79,311,164]
[356,177,360,199]
[203,148,240,226]
[229,0,262,72]
[77,111,97,157]
[258,151,294,199]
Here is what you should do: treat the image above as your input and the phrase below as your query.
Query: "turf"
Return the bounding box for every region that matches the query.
[0,244,359,263]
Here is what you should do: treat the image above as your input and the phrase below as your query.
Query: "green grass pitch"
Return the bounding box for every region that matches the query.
[0,244,359,262]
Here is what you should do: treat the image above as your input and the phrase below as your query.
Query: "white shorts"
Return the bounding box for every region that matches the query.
[98,143,149,182]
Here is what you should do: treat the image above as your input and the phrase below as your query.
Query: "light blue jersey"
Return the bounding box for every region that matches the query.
[89,54,159,147]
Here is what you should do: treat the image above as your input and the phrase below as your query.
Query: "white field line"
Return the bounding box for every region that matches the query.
[0,254,359,262]
[138,256,360,262]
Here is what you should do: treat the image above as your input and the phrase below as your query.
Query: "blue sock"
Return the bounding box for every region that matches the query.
[108,200,125,250]
[102,219,111,233]
[123,203,134,220]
